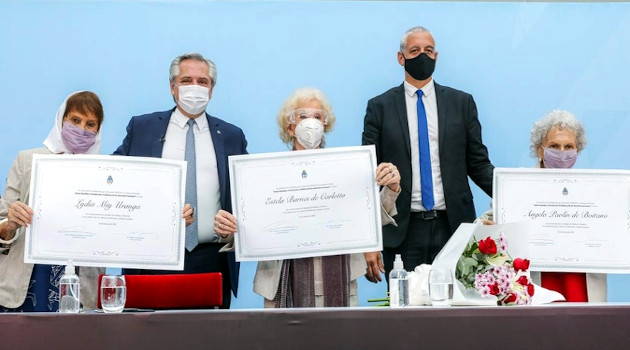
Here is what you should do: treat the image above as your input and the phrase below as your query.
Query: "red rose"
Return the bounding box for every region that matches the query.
[517,276,529,286]
[527,283,535,297]
[479,237,498,255]
[513,258,530,271]
[489,282,500,296]
[504,293,517,304]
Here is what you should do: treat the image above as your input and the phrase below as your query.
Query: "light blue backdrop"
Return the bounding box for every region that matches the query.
[1,1,629,308]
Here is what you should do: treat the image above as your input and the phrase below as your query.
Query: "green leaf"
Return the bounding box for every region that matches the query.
[367,297,390,302]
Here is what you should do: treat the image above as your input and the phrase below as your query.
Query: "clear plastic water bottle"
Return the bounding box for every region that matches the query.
[59,260,81,313]
[389,254,409,307]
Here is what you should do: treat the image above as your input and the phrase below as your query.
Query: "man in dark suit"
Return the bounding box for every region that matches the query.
[362,27,494,281]
[113,53,247,308]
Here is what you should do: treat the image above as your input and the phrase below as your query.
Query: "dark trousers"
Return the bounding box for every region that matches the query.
[383,211,451,278]
[124,243,231,309]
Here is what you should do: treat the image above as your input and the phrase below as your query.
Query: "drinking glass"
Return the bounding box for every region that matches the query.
[428,268,454,307]
[101,275,126,313]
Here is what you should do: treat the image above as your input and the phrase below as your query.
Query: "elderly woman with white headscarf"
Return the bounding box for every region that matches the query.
[0,91,106,312]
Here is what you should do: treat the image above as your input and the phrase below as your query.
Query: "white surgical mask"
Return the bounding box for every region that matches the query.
[294,118,324,149]
[177,85,210,115]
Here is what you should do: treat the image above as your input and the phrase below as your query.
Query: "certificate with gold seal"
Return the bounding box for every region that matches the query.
[494,167,630,273]
[25,154,186,270]
[229,146,383,261]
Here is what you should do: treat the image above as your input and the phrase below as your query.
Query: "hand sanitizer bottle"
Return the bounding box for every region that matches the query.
[59,260,81,313]
[389,254,409,307]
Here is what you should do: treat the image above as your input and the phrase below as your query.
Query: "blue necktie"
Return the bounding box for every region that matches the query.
[185,119,199,251]
[416,90,434,211]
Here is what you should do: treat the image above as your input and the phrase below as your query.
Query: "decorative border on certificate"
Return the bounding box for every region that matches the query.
[493,167,630,273]
[229,145,383,261]
[25,154,186,270]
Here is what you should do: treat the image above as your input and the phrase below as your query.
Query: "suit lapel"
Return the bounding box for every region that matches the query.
[434,82,448,151]
[393,84,411,158]
[152,110,173,157]
[207,114,227,208]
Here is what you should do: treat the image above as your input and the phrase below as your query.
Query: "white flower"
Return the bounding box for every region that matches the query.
[486,254,509,266]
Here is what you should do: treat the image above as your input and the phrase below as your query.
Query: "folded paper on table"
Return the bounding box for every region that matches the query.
[408,264,431,306]
[419,222,565,306]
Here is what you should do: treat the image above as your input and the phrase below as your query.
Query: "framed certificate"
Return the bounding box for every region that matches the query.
[229,145,383,261]
[493,167,630,273]
[25,154,186,270]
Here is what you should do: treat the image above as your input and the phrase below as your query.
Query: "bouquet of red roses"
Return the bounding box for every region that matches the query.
[456,233,534,306]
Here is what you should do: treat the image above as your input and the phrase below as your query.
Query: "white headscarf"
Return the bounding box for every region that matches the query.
[43,91,102,154]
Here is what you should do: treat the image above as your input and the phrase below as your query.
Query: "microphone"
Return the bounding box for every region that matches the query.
[159,135,166,142]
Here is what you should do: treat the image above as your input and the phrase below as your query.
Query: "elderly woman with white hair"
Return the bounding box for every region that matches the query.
[215,87,401,307]
[530,109,587,169]
[479,110,606,302]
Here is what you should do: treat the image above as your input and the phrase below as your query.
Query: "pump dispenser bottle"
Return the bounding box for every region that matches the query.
[59,260,81,313]
[389,254,409,307]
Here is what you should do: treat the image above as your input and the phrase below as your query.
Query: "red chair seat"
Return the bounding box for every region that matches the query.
[97,273,222,309]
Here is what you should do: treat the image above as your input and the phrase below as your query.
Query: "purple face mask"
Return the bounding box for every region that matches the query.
[542,147,577,169]
[61,121,97,154]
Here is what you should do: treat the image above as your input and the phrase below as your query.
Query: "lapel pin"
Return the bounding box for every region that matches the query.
[217,130,222,134]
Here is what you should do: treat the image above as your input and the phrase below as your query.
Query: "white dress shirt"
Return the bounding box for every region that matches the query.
[404,79,446,211]
[162,109,221,243]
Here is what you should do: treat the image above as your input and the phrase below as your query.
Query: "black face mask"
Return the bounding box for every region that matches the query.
[403,52,436,81]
